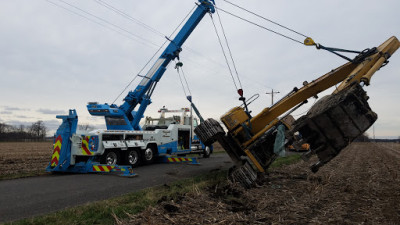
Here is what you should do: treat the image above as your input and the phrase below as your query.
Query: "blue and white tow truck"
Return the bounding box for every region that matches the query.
[46,0,215,176]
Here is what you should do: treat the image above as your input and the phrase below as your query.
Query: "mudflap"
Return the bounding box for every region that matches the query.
[289,83,377,172]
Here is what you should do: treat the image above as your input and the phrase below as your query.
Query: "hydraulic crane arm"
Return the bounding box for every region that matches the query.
[87,0,215,130]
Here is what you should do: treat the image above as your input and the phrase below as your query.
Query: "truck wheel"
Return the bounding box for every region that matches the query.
[101,150,120,165]
[203,146,211,158]
[127,149,141,167]
[143,146,156,164]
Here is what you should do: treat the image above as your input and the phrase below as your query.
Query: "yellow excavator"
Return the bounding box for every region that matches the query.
[195,36,399,187]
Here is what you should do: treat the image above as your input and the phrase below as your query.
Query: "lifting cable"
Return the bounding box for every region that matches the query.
[215,7,244,92]
[215,6,304,46]
[209,13,242,94]
[111,5,197,104]
[218,1,373,63]
[222,0,308,39]
[111,40,169,104]
[174,60,192,98]
[210,9,254,113]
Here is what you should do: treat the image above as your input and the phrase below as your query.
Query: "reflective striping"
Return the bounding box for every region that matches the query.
[92,165,114,172]
[166,157,194,163]
[51,135,62,167]
[81,136,93,155]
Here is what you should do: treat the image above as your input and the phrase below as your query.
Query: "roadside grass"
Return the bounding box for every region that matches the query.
[0,171,48,181]
[7,154,302,225]
[270,154,301,168]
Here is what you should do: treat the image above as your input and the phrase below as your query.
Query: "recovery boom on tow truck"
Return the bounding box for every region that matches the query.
[87,0,216,131]
[47,0,216,175]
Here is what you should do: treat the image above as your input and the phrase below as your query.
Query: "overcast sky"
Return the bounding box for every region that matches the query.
[1,0,399,138]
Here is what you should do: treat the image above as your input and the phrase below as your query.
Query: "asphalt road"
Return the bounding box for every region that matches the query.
[0,154,232,223]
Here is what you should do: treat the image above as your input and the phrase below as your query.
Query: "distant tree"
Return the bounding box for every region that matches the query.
[78,124,94,131]
[0,123,5,134]
[29,121,47,140]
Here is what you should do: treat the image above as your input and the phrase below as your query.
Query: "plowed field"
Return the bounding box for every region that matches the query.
[0,142,52,179]
[127,142,400,224]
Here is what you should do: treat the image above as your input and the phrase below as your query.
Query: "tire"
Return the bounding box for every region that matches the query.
[101,150,120,165]
[126,149,141,167]
[143,146,156,164]
[203,146,211,158]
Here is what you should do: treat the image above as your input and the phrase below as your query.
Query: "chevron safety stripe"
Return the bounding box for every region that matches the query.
[81,136,93,155]
[167,157,193,163]
[50,135,62,167]
[92,165,115,172]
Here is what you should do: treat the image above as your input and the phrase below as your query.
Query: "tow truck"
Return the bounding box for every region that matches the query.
[46,0,216,175]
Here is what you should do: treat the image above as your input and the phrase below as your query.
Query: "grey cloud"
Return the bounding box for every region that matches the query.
[0,111,13,115]
[37,109,67,115]
[2,106,30,111]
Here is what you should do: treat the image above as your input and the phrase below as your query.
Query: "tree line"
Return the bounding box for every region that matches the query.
[0,121,47,141]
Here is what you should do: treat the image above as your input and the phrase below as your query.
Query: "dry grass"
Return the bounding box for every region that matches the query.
[126,143,400,225]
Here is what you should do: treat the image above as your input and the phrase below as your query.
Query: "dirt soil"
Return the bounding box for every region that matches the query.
[126,142,400,224]
[0,142,52,178]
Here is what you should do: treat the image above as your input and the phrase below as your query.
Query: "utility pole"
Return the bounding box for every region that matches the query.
[373,125,376,142]
[266,89,280,105]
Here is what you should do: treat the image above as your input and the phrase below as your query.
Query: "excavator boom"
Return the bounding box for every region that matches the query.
[195,36,400,187]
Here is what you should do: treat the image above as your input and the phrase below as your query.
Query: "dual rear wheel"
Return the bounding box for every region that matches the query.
[100,147,156,167]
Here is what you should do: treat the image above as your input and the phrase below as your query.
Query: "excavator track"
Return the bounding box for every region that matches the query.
[194,118,225,146]
[289,83,377,172]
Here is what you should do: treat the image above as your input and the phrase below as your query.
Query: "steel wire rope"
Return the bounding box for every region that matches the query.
[209,14,239,92]
[215,6,243,90]
[181,66,192,97]
[111,5,197,104]
[56,0,160,47]
[111,40,169,104]
[216,7,304,45]
[174,60,191,98]
[222,0,308,38]
[90,0,239,86]
[94,0,228,73]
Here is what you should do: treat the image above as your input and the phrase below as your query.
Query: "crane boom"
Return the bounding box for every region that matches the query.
[87,0,215,130]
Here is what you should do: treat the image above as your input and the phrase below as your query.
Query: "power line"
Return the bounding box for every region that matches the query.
[46,0,154,48]
[216,6,304,45]
[94,0,166,38]
[49,0,160,48]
